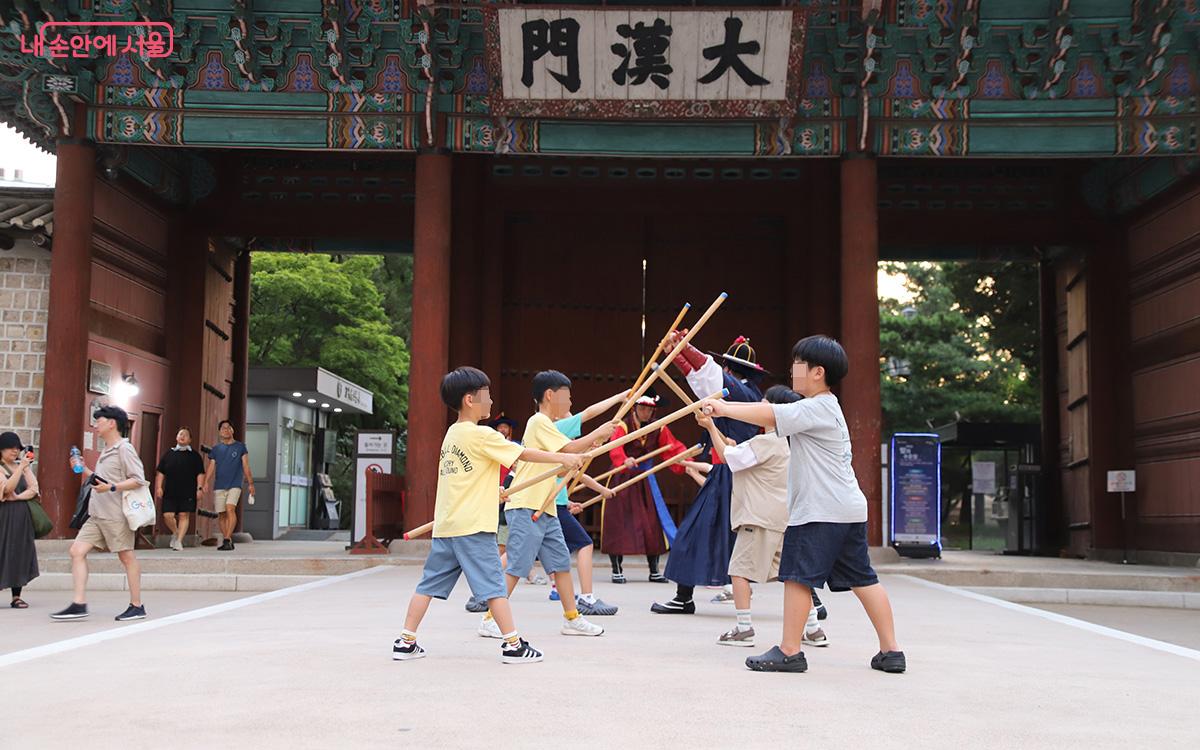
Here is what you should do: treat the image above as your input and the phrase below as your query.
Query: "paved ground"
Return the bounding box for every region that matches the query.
[2,569,1196,750]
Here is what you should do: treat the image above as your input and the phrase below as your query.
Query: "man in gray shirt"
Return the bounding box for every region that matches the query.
[51,405,150,622]
[701,335,904,676]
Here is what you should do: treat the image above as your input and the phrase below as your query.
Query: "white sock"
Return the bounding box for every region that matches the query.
[578,592,596,604]
[806,607,819,633]
[724,583,733,594]
[736,609,752,631]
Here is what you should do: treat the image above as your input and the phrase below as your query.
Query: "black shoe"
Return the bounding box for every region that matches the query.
[197,508,221,519]
[464,596,490,613]
[812,591,828,621]
[115,604,146,622]
[746,645,808,673]
[650,598,695,615]
[871,650,906,673]
[648,573,669,583]
[611,574,626,584]
[50,602,89,621]
[501,638,544,664]
[392,639,426,661]
[217,539,234,551]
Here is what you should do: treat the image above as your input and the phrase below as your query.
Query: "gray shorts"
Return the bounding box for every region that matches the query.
[414,532,507,601]
[504,508,572,577]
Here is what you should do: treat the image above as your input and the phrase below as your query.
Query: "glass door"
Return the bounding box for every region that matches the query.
[278,424,312,528]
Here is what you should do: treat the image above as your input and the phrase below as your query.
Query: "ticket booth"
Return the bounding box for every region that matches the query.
[245,367,373,540]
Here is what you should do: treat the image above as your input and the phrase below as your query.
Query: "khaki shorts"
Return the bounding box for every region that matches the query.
[214,488,242,510]
[77,516,135,553]
[728,525,784,584]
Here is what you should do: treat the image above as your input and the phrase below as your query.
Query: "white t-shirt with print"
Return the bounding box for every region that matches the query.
[772,394,867,526]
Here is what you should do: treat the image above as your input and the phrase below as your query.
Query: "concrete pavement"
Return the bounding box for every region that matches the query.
[1,568,1197,749]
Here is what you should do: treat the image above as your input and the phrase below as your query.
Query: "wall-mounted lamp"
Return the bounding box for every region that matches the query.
[115,372,140,398]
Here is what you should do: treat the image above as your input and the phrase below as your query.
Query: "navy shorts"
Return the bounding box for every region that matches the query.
[557,508,594,553]
[504,508,572,576]
[415,532,507,601]
[778,522,879,592]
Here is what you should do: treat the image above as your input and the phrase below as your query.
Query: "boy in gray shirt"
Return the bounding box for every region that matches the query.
[701,335,904,675]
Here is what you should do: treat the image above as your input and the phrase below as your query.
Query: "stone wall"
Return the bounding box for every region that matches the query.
[0,242,50,449]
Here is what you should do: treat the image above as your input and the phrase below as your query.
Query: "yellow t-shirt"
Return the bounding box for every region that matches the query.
[434,421,524,538]
[505,412,570,517]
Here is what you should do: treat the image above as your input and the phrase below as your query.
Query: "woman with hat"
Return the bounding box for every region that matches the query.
[602,387,687,584]
[1,431,40,608]
[651,334,769,615]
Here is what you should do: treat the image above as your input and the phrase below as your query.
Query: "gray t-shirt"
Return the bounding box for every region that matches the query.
[772,394,868,526]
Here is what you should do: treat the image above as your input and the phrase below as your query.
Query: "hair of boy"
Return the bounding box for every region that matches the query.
[440,366,491,410]
[531,370,571,405]
[791,335,849,387]
[763,384,803,405]
[217,419,232,430]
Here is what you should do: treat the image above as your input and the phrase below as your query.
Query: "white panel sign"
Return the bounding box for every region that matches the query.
[971,461,997,495]
[1106,470,1135,493]
[356,432,393,456]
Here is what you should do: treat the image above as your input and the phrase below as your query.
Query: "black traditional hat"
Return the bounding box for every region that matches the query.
[634,386,665,408]
[488,413,518,431]
[709,336,773,380]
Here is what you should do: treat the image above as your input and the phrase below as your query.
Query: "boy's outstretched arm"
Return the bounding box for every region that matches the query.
[695,412,733,462]
[579,389,630,423]
[562,420,618,454]
[700,399,777,431]
[577,473,615,498]
[519,448,583,470]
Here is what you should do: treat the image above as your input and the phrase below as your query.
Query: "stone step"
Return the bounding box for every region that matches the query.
[966,586,1200,610]
[879,566,1200,593]
[21,573,327,592]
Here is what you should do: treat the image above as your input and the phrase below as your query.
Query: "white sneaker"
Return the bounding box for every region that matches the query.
[478,615,503,639]
[170,537,183,551]
[804,627,830,647]
[560,615,603,636]
[710,590,735,604]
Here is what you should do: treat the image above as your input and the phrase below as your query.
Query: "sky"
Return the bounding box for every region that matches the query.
[1,124,56,185]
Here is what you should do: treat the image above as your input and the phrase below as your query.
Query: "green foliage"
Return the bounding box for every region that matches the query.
[249,253,410,428]
[879,262,1040,434]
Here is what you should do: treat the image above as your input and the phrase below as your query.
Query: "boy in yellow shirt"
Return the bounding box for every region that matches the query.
[481,370,617,639]
[393,367,582,664]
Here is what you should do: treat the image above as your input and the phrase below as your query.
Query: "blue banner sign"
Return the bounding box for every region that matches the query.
[890,433,941,553]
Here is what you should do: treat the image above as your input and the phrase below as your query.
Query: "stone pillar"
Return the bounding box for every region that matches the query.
[40,139,96,534]
[839,156,883,546]
[405,152,452,531]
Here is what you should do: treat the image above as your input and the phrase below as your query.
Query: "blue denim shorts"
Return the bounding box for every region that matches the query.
[504,508,572,576]
[778,521,879,592]
[414,532,507,601]
[557,508,594,553]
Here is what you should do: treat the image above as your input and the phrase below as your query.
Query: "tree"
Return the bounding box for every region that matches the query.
[250,253,410,428]
[879,262,1040,434]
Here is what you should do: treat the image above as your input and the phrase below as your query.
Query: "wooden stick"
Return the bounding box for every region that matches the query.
[586,442,673,486]
[567,302,691,493]
[650,362,694,405]
[405,442,676,540]
[575,445,702,512]
[569,294,725,494]
[532,388,727,520]
[499,463,567,499]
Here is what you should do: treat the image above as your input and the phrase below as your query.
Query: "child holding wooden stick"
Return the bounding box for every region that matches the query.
[393,367,581,664]
[479,371,617,639]
[701,336,904,674]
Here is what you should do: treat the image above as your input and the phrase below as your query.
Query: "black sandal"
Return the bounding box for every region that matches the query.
[11,598,28,609]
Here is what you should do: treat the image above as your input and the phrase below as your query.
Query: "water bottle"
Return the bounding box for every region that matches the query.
[69,446,83,474]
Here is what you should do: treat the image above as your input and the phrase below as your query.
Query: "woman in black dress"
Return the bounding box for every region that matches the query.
[0,431,40,608]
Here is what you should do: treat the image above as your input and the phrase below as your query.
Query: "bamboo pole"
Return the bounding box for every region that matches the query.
[568,293,726,494]
[650,362,695,405]
[531,387,727,520]
[574,445,701,512]
[566,302,691,493]
[587,442,674,486]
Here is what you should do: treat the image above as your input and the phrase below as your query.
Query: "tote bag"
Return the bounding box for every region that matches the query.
[122,485,157,530]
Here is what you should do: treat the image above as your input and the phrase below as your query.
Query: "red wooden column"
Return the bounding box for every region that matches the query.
[40,139,96,534]
[839,156,883,545]
[406,152,453,530]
